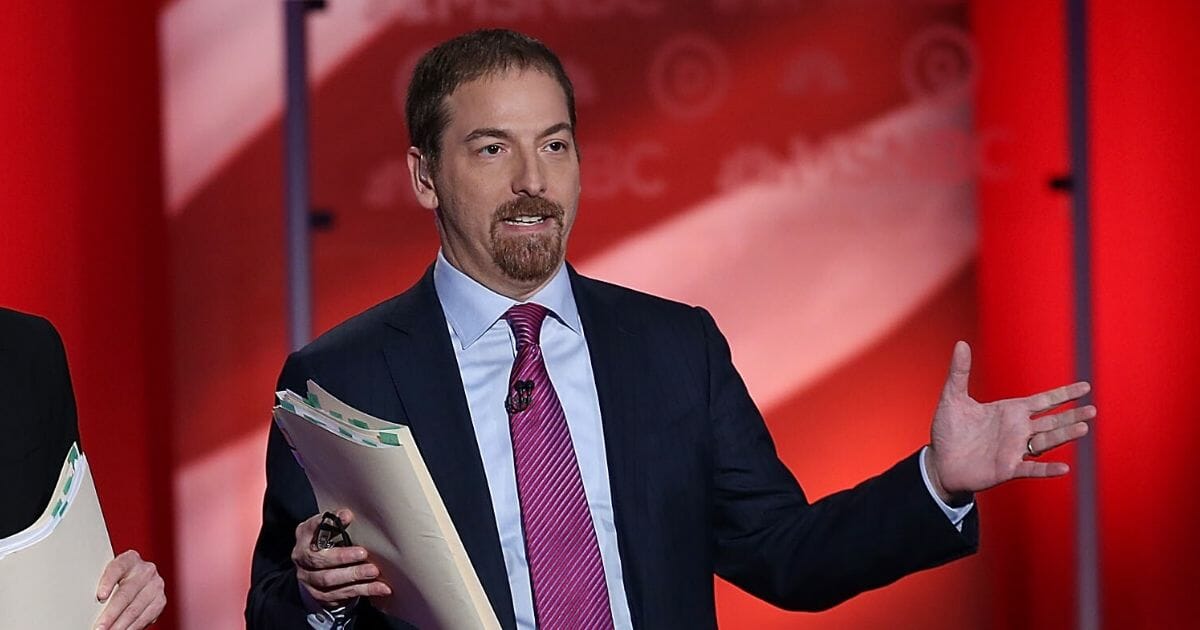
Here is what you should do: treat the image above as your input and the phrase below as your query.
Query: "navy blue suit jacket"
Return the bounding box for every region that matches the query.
[246,266,978,629]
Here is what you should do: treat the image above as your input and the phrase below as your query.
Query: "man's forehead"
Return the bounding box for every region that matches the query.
[442,68,570,129]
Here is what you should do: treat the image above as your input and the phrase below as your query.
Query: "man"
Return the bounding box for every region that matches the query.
[247,30,1094,629]
[0,307,167,630]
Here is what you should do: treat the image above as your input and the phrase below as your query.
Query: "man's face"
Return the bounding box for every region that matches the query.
[409,68,580,299]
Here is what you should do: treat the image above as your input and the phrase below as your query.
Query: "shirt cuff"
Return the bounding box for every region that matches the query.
[298,582,358,630]
[918,445,974,532]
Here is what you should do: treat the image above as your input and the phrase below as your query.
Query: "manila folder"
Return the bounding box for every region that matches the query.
[274,384,499,630]
[0,445,114,628]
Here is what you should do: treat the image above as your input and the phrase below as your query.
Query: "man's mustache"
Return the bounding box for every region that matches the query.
[493,197,564,223]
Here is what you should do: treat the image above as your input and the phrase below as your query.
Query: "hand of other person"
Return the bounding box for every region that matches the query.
[94,549,166,630]
[925,341,1096,503]
[293,508,392,609]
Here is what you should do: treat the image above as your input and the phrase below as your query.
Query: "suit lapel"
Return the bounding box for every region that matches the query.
[570,268,648,628]
[379,268,517,630]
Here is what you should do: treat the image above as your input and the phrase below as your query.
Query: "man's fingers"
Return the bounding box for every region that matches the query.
[291,507,377,609]
[1031,405,1097,433]
[302,578,392,607]
[1027,381,1091,413]
[95,576,138,628]
[295,545,370,571]
[940,341,972,398]
[1028,422,1090,457]
[105,572,164,630]
[299,562,381,590]
[1015,460,1071,478]
[129,596,166,630]
[96,550,139,600]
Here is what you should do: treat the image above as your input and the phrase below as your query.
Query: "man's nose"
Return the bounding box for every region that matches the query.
[511,150,547,197]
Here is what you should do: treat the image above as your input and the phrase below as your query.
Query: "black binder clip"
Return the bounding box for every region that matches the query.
[311,511,353,550]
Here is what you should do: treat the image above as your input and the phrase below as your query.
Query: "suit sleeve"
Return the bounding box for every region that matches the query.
[699,307,979,611]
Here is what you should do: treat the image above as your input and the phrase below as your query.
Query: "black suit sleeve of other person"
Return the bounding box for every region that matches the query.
[0,308,81,539]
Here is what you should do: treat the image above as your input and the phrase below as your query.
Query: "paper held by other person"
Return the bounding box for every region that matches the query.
[274,380,500,630]
[0,442,114,628]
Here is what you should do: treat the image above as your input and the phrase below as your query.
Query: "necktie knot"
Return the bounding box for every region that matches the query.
[504,302,549,351]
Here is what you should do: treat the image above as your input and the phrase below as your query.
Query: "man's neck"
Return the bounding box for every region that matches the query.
[440,254,561,302]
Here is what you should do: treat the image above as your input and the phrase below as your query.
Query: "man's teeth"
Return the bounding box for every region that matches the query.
[505,216,545,225]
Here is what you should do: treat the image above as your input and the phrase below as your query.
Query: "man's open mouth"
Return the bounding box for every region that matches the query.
[502,215,550,225]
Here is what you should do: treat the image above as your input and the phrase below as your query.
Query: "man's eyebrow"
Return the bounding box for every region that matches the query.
[463,127,512,143]
[462,123,573,144]
[540,122,573,138]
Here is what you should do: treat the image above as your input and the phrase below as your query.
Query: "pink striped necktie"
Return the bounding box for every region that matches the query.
[503,303,614,630]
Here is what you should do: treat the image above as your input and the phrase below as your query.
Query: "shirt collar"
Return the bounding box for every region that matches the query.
[433,250,582,350]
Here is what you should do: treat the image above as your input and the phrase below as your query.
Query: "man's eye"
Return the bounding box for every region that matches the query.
[546,141,567,152]
[481,144,503,155]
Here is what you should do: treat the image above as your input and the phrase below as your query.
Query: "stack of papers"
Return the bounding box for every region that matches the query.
[0,443,114,627]
[274,381,500,630]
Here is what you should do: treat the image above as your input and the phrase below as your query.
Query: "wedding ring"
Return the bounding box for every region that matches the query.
[1026,436,1040,457]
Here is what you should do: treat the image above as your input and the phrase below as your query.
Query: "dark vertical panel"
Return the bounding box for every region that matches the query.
[284,0,323,351]
[1063,2,1099,629]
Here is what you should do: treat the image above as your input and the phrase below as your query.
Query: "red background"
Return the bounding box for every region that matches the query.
[2,1,1197,628]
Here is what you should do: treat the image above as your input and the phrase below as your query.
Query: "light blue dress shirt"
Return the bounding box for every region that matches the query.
[433,252,634,630]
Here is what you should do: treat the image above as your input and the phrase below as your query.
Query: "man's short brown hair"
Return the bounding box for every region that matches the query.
[405,29,577,171]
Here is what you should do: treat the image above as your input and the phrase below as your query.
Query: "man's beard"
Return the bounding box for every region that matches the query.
[489,197,567,283]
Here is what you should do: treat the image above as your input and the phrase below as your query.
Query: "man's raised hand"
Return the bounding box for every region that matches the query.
[925,341,1096,502]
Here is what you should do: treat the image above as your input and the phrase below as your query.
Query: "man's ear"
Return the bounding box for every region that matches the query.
[406,147,438,210]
